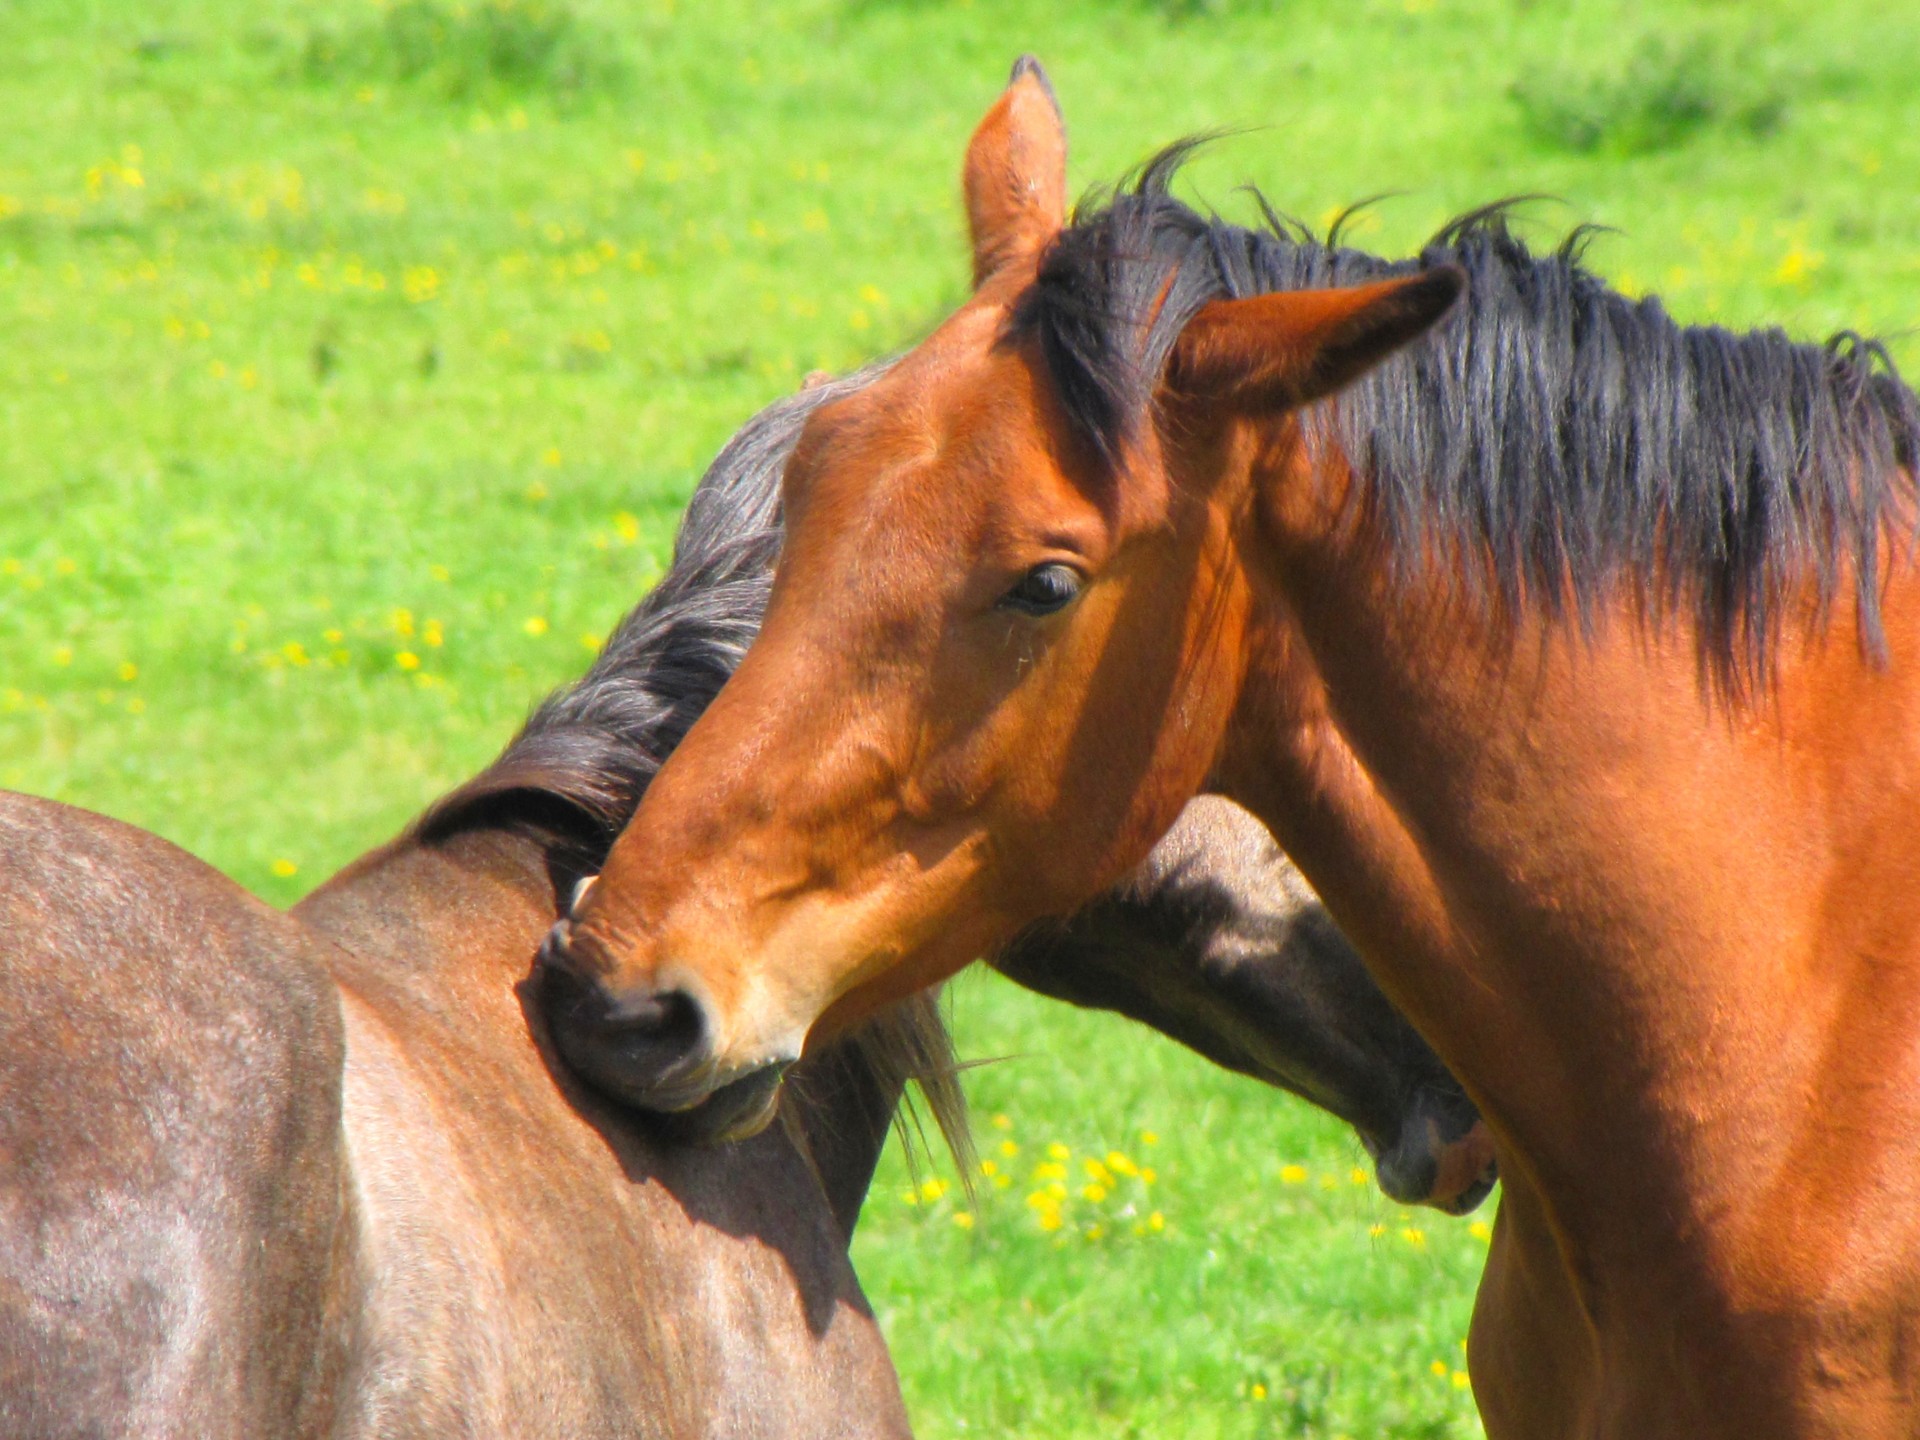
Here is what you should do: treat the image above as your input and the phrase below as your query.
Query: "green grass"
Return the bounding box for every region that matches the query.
[3,1,1917,1434]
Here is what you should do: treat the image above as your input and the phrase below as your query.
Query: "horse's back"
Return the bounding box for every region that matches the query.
[0,792,352,1439]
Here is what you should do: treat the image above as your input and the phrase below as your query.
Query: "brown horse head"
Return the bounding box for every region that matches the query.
[548,60,1459,1119]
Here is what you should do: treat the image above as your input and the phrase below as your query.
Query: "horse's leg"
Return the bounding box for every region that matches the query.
[0,795,354,1439]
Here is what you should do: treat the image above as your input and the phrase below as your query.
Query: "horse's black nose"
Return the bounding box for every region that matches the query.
[542,958,713,1111]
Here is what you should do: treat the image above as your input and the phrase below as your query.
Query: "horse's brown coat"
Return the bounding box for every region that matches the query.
[566,64,1920,1437]
[0,791,911,1439]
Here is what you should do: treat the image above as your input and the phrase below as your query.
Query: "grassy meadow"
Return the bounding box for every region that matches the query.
[4,0,1918,1434]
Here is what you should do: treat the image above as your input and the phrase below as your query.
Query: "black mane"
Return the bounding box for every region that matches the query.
[1013,148,1920,674]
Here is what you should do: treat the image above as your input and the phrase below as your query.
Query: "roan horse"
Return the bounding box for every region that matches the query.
[0,371,1488,1435]
[551,61,1920,1439]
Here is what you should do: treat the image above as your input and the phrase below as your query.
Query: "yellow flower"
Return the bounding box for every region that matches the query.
[1402,1227,1428,1250]
[1452,1371,1471,1390]
[951,1211,974,1231]
[979,1160,998,1178]
[1250,1383,1267,1402]
[614,511,640,543]
[1469,1221,1493,1242]
[1139,1129,1159,1146]
[422,619,443,648]
[1106,1151,1137,1176]
[117,662,138,682]
[1431,1360,1448,1379]
[1350,1166,1370,1185]
[918,1178,947,1202]
[1280,1164,1307,1185]
[524,617,549,637]
[270,859,298,877]
[1046,1142,1069,1161]
[395,651,421,671]
[1081,1183,1107,1203]
[1148,1211,1165,1232]
[991,1113,1013,1131]
[997,1139,1019,1159]
[402,265,441,304]
[391,607,415,637]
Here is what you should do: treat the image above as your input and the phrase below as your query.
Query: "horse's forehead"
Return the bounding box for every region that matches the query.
[803,307,1054,515]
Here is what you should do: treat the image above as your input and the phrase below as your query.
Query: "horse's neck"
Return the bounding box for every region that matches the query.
[1238,540,1920,1275]
[297,818,901,1240]
[294,821,913,1435]
[296,822,560,999]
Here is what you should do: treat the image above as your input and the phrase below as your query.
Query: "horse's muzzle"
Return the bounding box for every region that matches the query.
[1367,1094,1498,1215]
[539,920,785,1141]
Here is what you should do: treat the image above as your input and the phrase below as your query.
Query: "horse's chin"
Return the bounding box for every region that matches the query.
[638,1064,786,1145]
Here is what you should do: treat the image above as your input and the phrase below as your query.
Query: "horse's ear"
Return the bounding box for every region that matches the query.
[964,56,1067,287]
[1168,266,1464,413]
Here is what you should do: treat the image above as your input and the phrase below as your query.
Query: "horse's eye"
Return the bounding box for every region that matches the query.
[999,562,1083,616]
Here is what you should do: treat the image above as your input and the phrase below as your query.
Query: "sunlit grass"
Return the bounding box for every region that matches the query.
[3,1,1917,1434]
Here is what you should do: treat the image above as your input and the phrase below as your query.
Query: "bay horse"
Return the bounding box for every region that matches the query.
[0,367,1489,1434]
[552,59,1920,1438]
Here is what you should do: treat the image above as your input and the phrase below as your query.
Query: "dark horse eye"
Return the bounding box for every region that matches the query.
[999,562,1083,616]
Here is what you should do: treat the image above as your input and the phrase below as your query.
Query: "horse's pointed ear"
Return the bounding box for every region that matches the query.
[1169,266,1464,413]
[964,56,1068,287]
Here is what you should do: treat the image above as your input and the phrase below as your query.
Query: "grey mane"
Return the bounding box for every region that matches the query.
[1012,145,1920,678]
[418,363,971,1170]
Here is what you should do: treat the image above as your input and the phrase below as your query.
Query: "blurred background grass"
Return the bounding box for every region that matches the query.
[2,1,1915,1434]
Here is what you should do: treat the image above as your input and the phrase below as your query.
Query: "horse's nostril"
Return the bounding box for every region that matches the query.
[609,987,706,1060]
